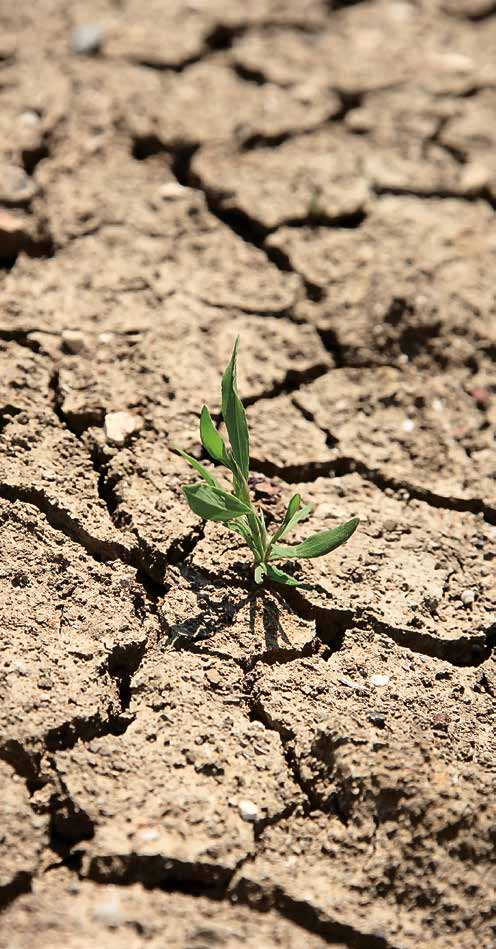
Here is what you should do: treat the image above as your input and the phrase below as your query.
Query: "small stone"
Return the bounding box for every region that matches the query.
[384,519,398,531]
[205,668,221,689]
[18,110,41,128]
[370,674,390,687]
[461,163,491,194]
[432,398,444,413]
[61,329,89,354]
[460,588,476,606]
[104,411,142,447]
[71,23,104,55]
[368,711,387,728]
[0,164,36,205]
[92,895,124,928]
[158,181,189,199]
[401,418,415,432]
[238,799,259,822]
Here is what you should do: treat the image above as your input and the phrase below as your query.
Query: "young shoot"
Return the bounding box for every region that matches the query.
[176,338,359,587]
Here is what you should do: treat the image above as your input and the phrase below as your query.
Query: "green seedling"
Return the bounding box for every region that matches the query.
[176,339,359,587]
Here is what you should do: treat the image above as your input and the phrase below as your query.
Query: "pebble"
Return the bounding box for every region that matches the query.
[368,711,387,727]
[205,668,221,689]
[104,411,142,447]
[370,674,390,687]
[0,164,36,204]
[71,23,104,55]
[460,163,491,194]
[61,329,89,354]
[460,588,476,606]
[238,799,259,822]
[18,110,41,128]
[158,181,189,199]
[92,895,124,928]
[401,418,416,432]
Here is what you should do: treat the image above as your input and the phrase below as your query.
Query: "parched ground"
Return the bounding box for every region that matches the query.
[1,1,495,947]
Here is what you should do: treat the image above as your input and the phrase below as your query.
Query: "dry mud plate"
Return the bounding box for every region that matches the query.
[1,1,496,947]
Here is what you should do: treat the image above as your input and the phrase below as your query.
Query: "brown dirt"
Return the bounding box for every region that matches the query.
[0,1,495,947]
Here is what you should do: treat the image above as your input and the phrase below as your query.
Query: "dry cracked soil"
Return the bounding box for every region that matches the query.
[0,1,495,947]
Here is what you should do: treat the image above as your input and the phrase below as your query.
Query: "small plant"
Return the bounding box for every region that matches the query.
[176,339,359,587]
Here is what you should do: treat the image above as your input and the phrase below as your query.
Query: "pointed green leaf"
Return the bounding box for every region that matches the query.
[221,338,250,480]
[174,447,221,489]
[255,563,267,584]
[267,497,312,557]
[200,406,232,467]
[266,563,302,587]
[182,483,251,522]
[270,517,359,560]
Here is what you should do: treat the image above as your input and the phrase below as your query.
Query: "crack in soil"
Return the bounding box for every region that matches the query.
[372,183,496,213]
[0,870,33,913]
[285,399,496,526]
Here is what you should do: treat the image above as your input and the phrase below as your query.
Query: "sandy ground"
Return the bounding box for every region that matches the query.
[0,1,495,947]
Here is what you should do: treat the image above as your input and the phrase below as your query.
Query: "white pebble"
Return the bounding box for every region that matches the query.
[104,411,142,446]
[460,589,476,606]
[371,674,390,687]
[18,110,41,127]
[432,398,444,413]
[238,799,259,822]
[92,895,124,929]
[402,418,415,432]
[71,23,104,55]
[61,329,88,354]
[158,181,189,199]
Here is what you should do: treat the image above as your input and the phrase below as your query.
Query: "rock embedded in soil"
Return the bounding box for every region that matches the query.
[52,650,301,884]
[104,411,142,447]
[70,23,104,56]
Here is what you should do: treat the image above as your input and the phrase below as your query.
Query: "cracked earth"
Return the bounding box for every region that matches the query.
[1,2,495,947]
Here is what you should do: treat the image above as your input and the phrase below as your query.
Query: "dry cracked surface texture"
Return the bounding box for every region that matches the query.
[1,0,495,947]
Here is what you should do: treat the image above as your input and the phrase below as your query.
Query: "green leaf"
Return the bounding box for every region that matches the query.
[200,406,231,467]
[182,483,251,522]
[174,447,221,489]
[269,495,313,549]
[266,563,302,587]
[254,563,267,584]
[270,516,359,560]
[221,338,250,481]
